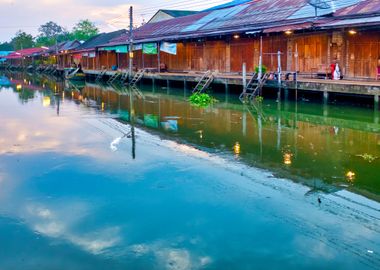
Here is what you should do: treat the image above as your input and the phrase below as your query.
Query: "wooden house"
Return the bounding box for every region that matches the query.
[89,0,380,80]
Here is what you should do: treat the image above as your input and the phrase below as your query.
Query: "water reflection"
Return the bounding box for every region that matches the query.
[74,80,380,199]
[3,71,380,200]
[1,72,380,269]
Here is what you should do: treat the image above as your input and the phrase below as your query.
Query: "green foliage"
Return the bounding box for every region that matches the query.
[189,93,217,108]
[11,31,35,50]
[0,42,13,51]
[38,21,64,39]
[71,19,99,41]
[255,65,268,74]
[6,19,98,51]
[35,21,69,47]
[255,95,264,103]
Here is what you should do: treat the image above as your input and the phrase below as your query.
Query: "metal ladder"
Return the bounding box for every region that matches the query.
[95,69,107,82]
[120,70,131,84]
[239,72,258,100]
[108,71,121,84]
[192,70,214,93]
[129,69,145,86]
[240,73,270,101]
[130,85,145,99]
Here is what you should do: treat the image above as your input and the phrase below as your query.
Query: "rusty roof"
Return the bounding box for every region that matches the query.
[92,0,380,47]
[134,0,308,41]
[334,0,380,17]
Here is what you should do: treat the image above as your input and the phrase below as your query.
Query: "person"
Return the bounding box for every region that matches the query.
[78,63,82,72]
[330,61,336,80]
[160,62,167,72]
[334,63,341,80]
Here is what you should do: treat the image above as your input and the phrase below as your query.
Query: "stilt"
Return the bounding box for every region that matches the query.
[374,94,379,110]
[323,91,329,104]
[225,82,229,103]
[242,63,247,89]
[284,88,289,100]
[374,95,379,124]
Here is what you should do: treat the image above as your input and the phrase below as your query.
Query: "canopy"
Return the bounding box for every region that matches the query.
[99,45,128,53]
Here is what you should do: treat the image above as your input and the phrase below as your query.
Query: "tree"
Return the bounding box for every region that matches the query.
[11,31,34,50]
[71,19,99,41]
[0,42,13,51]
[35,21,64,47]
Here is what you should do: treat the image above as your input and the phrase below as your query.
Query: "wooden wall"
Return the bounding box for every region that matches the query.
[69,30,380,79]
[290,33,330,74]
[346,31,380,79]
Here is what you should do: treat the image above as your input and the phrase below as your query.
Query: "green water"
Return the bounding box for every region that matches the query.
[0,72,379,269]
[81,78,380,201]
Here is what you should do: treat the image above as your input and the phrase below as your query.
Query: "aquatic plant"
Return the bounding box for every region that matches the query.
[189,93,217,108]
[255,65,268,74]
[356,153,378,163]
[255,95,264,103]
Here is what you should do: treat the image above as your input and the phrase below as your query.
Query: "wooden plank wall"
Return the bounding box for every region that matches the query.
[347,31,380,79]
[291,33,329,74]
[77,30,380,79]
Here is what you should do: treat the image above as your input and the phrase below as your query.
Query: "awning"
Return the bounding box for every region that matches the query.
[99,45,128,53]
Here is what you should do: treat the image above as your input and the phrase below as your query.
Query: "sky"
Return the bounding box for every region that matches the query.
[0,0,231,42]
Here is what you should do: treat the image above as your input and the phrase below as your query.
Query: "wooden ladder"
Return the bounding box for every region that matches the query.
[95,69,107,82]
[192,71,214,93]
[129,69,145,86]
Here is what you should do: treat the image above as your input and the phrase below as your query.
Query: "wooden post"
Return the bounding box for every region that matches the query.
[345,39,350,78]
[259,36,263,80]
[374,94,379,110]
[142,50,145,69]
[158,42,161,73]
[226,40,231,73]
[242,62,247,89]
[277,51,282,85]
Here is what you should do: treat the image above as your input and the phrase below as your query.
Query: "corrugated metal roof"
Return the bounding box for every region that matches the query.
[5,47,47,59]
[289,0,362,19]
[160,10,199,17]
[135,0,308,41]
[319,15,380,27]
[205,0,253,11]
[74,30,127,52]
[334,0,380,16]
[263,22,313,33]
[92,0,380,47]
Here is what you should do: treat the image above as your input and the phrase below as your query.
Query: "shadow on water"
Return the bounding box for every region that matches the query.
[4,71,380,201]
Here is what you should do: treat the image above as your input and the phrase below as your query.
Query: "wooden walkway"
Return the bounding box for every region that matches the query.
[81,69,380,98]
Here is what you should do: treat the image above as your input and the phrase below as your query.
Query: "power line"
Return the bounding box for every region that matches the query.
[108,0,229,23]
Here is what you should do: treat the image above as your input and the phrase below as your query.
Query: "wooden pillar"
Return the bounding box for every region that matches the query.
[327,35,332,66]
[345,39,350,78]
[225,40,231,73]
[287,38,294,71]
[106,51,109,69]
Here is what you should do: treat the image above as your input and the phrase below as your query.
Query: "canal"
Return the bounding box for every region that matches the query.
[0,72,379,269]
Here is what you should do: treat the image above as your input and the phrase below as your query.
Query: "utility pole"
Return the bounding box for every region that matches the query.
[128,6,134,77]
